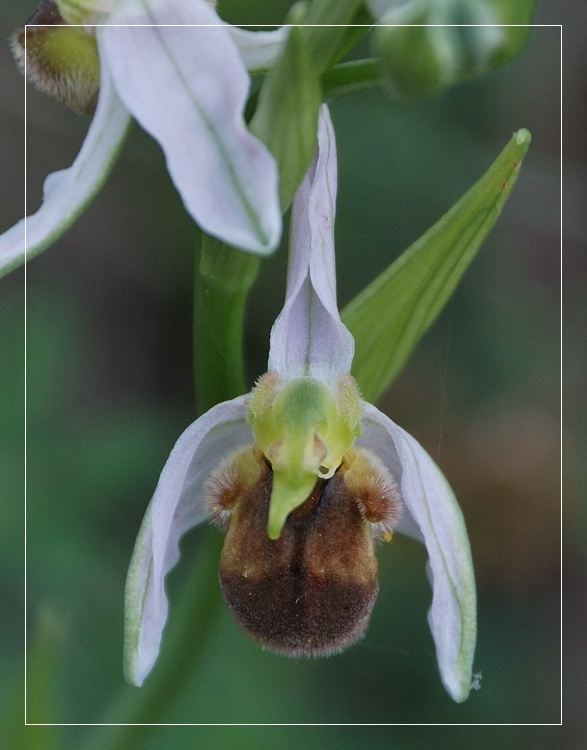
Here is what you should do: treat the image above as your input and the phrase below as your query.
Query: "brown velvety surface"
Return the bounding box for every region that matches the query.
[219,461,379,656]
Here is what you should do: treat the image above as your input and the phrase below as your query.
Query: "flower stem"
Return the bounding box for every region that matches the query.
[193,234,260,413]
[322,58,381,100]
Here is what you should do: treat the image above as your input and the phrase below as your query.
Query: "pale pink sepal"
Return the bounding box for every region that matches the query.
[100,0,281,254]
[0,61,130,278]
[268,105,355,383]
[361,402,477,703]
[123,396,251,687]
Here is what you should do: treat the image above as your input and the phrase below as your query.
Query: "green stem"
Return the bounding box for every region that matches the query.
[194,234,260,413]
[322,58,382,100]
[301,0,365,73]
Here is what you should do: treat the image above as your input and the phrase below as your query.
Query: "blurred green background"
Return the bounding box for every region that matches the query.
[0,0,574,746]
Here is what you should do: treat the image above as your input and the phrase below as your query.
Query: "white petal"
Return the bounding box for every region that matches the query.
[124,396,251,687]
[100,0,281,254]
[227,25,290,72]
[268,105,354,382]
[361,403,477,702]
[0,61,130,278]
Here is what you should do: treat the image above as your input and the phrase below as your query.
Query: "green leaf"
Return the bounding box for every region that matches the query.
[342,129,532,404]
[302,0,365,73]
[250,22,322,211]
[249,1,369,209]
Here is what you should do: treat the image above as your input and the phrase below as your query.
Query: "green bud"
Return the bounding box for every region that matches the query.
[373,19,456,99]
[469,0,537,73]
[449,0,537,81]
[370,0,537,99]
[11,0,100,115]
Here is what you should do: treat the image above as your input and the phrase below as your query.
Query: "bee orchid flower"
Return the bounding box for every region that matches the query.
[1,0,286,277]
[124,105,477,703]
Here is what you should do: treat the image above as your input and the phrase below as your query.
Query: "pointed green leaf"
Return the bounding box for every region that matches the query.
[250,1,369,210]
[342,129,531,404]
[250,21,322,212]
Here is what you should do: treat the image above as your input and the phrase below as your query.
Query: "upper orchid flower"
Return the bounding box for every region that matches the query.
[124,105,477,702]
[0,0,286,277]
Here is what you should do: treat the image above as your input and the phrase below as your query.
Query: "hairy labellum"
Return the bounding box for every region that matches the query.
[207,447,400,656]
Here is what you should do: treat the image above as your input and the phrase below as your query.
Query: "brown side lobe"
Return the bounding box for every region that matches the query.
[14,1,65,63]
[25,0,63,27]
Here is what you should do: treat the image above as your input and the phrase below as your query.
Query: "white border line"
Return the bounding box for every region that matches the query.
[22,20,563,729]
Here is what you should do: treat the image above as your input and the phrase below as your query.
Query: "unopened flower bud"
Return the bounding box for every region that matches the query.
[370,0,536,99]
[373,20,456,99]
[465,0,536,74]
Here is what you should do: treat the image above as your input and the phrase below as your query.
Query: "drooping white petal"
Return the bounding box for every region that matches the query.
[100,0,281,254]
[228,25,290,73]
[361,402,477,703]
[124,396,251,687]
[268,105,355,382]
[0,60,130,278]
